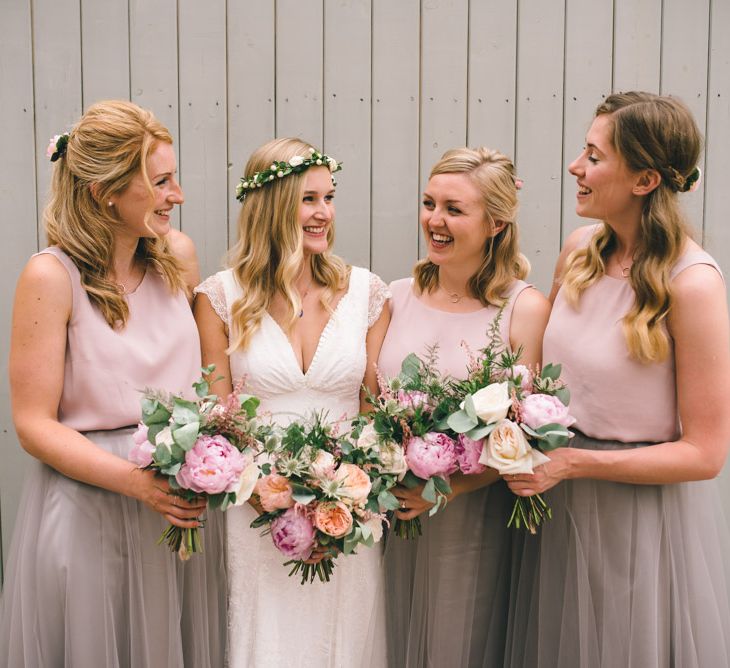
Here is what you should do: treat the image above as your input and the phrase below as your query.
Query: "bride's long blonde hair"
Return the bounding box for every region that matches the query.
[227,138,349,352]
[561,92,701,363]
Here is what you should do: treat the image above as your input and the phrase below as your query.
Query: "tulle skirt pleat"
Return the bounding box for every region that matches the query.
[0,428,227,668]
[384,480,515,668]
[506,432,730,668]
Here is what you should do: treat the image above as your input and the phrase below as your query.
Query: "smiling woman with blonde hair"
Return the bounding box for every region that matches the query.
[0,100,224,666]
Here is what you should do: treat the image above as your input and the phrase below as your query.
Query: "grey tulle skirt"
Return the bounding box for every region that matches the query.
[384,480,515,667]
[0,428,227,668]
[506,431,730,667]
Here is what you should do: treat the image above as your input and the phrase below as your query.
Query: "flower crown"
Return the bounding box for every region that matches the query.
[46,133,70,162]
[235,148,342,202]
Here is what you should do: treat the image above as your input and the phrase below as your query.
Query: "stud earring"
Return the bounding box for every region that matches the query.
[108,201,114,207]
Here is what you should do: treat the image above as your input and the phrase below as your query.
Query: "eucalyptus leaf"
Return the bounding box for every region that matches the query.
[421,477,437,504]
[154,444,172,466]
[193,379,210,398]
[399,353,422,383]
[541,363,562,381]
[172,398,200,424]
[447,409,479,434]
[463,394,478,421]
[402,470,423,489]
[291,483,316,505]
[143,400,171,426]
[239,394,260,418]
[555,387,570,406]
[466,422,496,440]
[173,421,200,451]
[378,489,401,511]
[147,422,166,444]
[432,475,452,496]
[160,462,181,476]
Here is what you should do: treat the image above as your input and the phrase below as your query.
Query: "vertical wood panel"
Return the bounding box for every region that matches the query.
[81,0,130,104]
[370,0,420,282]
[178,0,228,280]
[129,0,181,229]
[0,0,37,578]
[705,0,730,516]
[226,1,276,245]
[324,0,372,269]
[561,0,613,243]
[275,0,324,146]
[660,1,711,234]
[32,0,83,243]
[419,0,469,258]
[515,0,565,293]
[466,0,517,155]
[613,0,662,92]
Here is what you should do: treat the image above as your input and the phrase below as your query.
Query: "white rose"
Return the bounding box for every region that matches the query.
[155,426,174,452]
[466,382,512,424]
[232,462,261,506]
[309,450,336,478]
[378,441,408,480]
[480,419,550,474]
[356,423,380,453]
[289,155,305,167]
[327,157,338,172]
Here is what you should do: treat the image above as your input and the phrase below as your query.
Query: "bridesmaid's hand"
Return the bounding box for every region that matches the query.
[393,483,434,520]
[130,468,206,528]
[248,495,265,516]
[304,544,339,564]
[505,448,573,496]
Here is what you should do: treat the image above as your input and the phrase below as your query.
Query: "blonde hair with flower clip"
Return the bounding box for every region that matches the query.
[44,100,185,328]
[227,137,349,352]
[414,146,529,307]
[561,91,703,363]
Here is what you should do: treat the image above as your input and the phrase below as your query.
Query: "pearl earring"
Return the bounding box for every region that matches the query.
[108,201,114,207]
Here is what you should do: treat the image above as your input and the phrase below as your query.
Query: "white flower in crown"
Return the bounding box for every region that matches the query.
[327,157,338,172]
[289,155,305,167]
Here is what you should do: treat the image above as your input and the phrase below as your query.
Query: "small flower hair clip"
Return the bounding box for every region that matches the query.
[684,166,701,193]
[514,178,524,191]
[46,133,70,162]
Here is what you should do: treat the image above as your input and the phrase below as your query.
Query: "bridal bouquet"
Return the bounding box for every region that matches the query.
[361,348,472,539]
[250,413,387,584]
[447,321,575,533]
[130,366,271,559]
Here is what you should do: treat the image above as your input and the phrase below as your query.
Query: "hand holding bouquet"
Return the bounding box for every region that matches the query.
[250,413,386,584]
[130,366,271,559]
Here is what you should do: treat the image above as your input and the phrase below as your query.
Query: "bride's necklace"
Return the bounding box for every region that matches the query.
[297,275,315,317]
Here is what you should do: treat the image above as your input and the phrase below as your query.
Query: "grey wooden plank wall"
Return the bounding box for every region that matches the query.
[1,0,729,578]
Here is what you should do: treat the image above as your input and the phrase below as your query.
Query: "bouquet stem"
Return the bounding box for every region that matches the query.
[392,517,422,540]
[157,525,203,561]
[285,558,336,585]
[507,495,552,535]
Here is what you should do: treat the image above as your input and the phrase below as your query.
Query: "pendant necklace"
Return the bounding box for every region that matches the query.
[297,275,315,317]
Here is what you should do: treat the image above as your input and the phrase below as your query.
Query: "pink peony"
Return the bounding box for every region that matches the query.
[255,473,295,512]
[313,501,354,538]
[175,434,247,495]
[509,365,534,394]
[405,432,459,479]
[521,394,575,430]
[129,423,155,467]
[271,506,316,560]
[397,390,431,413]
[455,434,488,475]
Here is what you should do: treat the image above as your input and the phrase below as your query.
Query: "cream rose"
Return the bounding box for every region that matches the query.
[356,423,380,453]
[479,419,550,474]
[155,426,175,452]
[309,450,336,479]
[378,441,408,480]
[289,155,305,167]
[467,382,512,424]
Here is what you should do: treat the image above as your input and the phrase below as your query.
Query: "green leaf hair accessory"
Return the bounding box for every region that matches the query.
[46,133,70,162]
[684,166,701,193]
[235,147,342,202]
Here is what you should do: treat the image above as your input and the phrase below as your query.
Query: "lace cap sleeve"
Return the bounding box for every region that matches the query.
[194,274,228,324]
[367,272,391,328]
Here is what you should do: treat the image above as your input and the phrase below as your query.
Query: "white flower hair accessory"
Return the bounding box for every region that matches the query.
[235,147,342,202]
[46,133,70,162]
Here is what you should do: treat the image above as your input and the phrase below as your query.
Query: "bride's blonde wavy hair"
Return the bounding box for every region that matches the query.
[561,92,701,363]
[227,137,349,352]
[44,100,184,328]
[414,147,529,306]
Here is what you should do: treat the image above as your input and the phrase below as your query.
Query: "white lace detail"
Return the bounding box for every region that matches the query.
[193,274,228,325]
[367,272,390,328]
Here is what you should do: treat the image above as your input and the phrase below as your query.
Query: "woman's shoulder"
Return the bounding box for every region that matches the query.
[194,269,236,323]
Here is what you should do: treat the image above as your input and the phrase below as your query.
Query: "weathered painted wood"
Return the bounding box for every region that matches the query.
[0,0,38,582]
[81,0,130,104]
[178,0,228,280]
[514,0,565,293]
[370,0,420,283]
[323,0,372,269]
[613,0,662,92]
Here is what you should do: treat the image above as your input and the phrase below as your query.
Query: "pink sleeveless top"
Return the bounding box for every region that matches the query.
[378,278,532,380]
[40,247,201,431]
[543,229,722,443]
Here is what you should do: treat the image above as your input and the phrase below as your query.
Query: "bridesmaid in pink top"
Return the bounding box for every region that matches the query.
[0,101,224,666]
[379,147,550,667]
[507,92,730,666]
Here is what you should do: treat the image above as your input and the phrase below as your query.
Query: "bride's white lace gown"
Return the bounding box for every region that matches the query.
[196,266,389,668]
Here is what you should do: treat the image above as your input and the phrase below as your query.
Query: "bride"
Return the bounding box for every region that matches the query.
[194,138,390,667]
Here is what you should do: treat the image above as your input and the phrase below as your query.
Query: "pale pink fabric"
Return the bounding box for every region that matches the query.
[39,247,201,431]
[544,231,722,443]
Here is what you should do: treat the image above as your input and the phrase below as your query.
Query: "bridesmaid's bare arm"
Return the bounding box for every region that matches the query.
[360,301,391,413]
[508,287,551,368]
[10,254,202,526]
